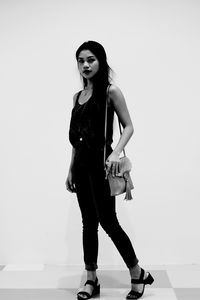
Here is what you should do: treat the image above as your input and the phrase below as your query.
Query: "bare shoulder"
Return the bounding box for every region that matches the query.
[108,84,125,104]
[73,91,80,106]
[109,84,122,95]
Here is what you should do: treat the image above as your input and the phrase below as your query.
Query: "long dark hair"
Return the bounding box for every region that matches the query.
[75,41,113,96]
[75,41,114,149]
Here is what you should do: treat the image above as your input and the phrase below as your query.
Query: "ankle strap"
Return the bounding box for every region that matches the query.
[131,268,145,284]
[85,278,98,287]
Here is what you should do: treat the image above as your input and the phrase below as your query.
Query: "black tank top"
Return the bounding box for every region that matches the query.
[69,88,114,168]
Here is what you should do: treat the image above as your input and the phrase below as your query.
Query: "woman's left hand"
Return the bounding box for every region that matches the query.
[105,152,120,177]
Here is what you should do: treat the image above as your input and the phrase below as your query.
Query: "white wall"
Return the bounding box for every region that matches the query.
[0,0,200,266]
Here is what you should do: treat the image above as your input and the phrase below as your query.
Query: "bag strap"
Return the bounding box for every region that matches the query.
[103,85,109,166]
[104,85,126,166]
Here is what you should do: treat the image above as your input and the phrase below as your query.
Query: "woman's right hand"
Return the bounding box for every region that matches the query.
[65,170,76,193]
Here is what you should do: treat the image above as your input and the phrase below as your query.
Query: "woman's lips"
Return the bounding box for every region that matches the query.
[83,70,92,74]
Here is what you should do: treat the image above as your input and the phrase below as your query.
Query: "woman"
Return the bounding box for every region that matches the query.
[66,41,154,300]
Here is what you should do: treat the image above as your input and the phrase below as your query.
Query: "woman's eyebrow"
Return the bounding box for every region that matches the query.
[78,56,95,59]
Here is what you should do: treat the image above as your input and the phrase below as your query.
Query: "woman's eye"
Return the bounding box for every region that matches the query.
[78,58,96,64]
[88,59,95,63]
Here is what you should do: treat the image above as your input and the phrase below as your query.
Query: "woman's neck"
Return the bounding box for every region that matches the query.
[85,80,93,90]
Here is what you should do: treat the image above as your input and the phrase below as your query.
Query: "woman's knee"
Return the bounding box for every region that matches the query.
[99,216,121,234]
[82,219,99,232]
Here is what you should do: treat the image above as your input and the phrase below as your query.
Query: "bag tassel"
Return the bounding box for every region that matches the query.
[124,178,133,201]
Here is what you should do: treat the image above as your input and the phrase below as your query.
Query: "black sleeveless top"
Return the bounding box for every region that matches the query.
[69,89,114,169]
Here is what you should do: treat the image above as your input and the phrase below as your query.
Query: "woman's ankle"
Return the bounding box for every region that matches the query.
[129,264,141,278]
[87,270,97,281]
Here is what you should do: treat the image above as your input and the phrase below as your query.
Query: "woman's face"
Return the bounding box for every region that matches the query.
[77,50,99,80]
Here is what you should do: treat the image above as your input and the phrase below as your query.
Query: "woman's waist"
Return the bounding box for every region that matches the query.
[73,142,112,164]
[69,131,112,149]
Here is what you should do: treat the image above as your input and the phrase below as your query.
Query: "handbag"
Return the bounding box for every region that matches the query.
[104,85,134,200]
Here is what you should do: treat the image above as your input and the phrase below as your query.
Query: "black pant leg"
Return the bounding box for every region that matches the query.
[88,168,139,269]
[74,165,99,271]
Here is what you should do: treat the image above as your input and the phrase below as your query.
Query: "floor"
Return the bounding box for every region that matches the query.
[0,264,200,299]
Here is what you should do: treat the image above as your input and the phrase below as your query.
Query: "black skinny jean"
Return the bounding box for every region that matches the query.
[73,153,139,271]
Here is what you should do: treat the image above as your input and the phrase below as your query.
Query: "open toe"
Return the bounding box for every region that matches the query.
[126,269,154,299]
[77,278,100,300]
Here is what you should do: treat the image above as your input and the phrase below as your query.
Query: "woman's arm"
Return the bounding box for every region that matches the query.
[68,147,76,172]
[106,85,134,177]
[65,93,79,193]
[66,147,76,193]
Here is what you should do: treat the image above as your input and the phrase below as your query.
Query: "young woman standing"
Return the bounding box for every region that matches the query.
[66,41,154,299]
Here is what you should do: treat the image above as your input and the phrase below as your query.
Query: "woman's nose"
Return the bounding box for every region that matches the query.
[83,61,89,68]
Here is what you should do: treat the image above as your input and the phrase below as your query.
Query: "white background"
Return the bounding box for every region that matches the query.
[0,0,200,267]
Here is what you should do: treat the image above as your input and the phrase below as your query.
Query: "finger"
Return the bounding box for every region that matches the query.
[111,163,116,177]
[115,163,119,176]
[113,162,120,177]
[106,160,111,167]
[106,161,111,174]
[71,183,76,193]
[107,167,111,175]
[66,186,72,193]
[66,181,73,193]
[105,169,108,179]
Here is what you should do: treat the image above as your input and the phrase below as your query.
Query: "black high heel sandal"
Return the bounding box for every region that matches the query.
[77,277,100,300]
[126,268,154,299]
